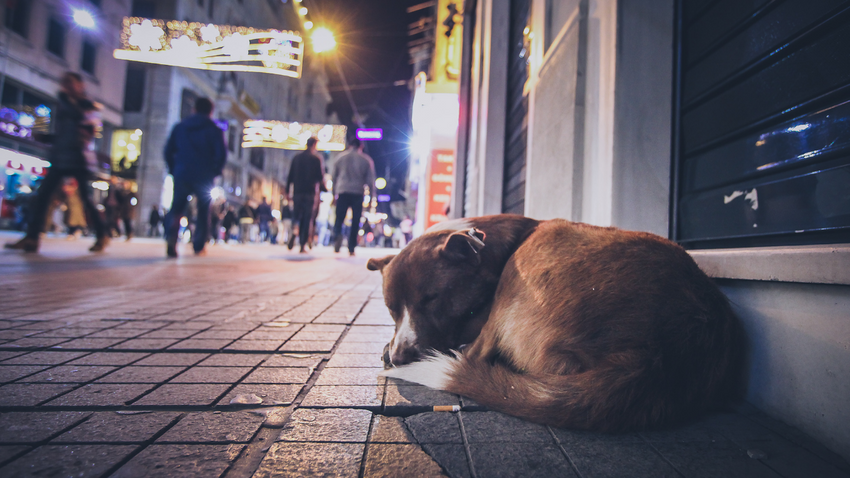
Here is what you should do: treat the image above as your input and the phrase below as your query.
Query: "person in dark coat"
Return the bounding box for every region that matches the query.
[221,206,236,243]
[286,137,325,253]
[148,205,161,237]
[4,72,108,253]
[255,197,273,242]
[163,97,226,257]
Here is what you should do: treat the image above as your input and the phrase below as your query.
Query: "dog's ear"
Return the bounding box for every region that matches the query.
[367,255,395,272]
[440,228,486,266]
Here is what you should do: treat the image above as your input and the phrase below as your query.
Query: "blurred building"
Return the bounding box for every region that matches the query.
[120,0,335,231]
[0,0,128,226]
[424,0,850,463]
[0,0,336,231]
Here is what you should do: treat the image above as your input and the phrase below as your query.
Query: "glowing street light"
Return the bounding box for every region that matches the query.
[72,9,96,29]
[375,177,387,190]
[298,7,308,16]
[311,27,336,53]
[304,21,314,30]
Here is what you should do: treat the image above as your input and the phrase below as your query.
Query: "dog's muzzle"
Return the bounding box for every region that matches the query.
[382,341,422,368]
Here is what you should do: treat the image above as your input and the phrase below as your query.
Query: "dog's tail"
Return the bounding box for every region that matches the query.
[381,351,725,432]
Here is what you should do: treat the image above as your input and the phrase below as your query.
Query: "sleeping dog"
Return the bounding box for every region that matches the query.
[367,214,743,432]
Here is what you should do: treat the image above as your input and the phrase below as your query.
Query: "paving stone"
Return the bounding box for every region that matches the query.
[0,412,90,443]
[263,354,326,368]
[300,324,347,333]
[279,408,372,442]
[280,340,337,352]
[0,330,37,340]
[253,442,364,478]
[168,366,252,383]
[301,385,384,407]
[53,412,180,443]
[0,445,30,465]
[225,340,286,352]
[421,443,473,478]
[2,351,87,365]
[242,367,311,384]
[0,365,49,383]
[133,384,231,407]
[220,384,302,406]
[385,383,460,408]
[47,383,156,407]
[652,438,783,478]
[55,338,127,349]
[0,444,137,478]
[0,351,27,362]
[0,383,77,406]
[551,427,644,447]
[405,413,464,444]
[95,366,187,383]
[111,444,244,478]
[139,330,199,339]
[198,353,269,367]
[565,439,681,477]
[240,330,298,341]
[335,341,387,354]
[19,366,118,383]
[364,443,448,477]
[315,367,385,386]
[469,442,578,478]
[326,353,384,368]
[289,331,345,342]
[343,326,395,342]
[370,415,414,443]
[66,352,149,366]
[157,411,265,443]
[133,353,209,366]
[192,329,248,340]
[112,338,180,350]
[167,338,233,350]
[86,329,147,338]
[462,411,552,443]
[4,337,69,347]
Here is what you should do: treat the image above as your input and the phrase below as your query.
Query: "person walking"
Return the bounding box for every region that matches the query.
[286,137,325,253]
[237,202,255,243]
[331,136,376,256]
[221,205,236,243]
[163,97,226,258]
[148,205,161,237]
[255,197,273,242]
[4,72,109,253]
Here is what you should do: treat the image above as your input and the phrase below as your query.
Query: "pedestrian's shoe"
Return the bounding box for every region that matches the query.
[287,234,296,250]
[89,236,110,253]
[349,250,355,257]
[194,248,207,256]
[333,235,343,253]
[125,234,133,242]
[4,236,39,253]
[166,239,178,258]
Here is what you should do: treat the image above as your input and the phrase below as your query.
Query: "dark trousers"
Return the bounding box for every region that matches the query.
[27,168,105,240]
[334,193,363,253]
[292,193,315,248]
[165,176,212,253]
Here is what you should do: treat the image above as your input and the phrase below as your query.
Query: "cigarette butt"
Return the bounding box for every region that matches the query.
[432,405,461,412]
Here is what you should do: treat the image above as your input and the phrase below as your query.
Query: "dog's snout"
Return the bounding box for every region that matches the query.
[390,343,421,366]
[382,343,392,369]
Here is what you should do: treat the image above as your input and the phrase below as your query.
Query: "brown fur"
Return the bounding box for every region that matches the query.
[368,214,744,432]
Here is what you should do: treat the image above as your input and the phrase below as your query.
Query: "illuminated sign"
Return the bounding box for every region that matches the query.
[113,18,304,78]
[110,129,143,173]
[2,147,51,176]
[426,150,454,229]
[356,128,383,141]
[242,120,347,152]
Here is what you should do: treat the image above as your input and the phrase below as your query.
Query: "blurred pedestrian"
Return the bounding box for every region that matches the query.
[286,137,325,253]
[269,218,280,245]
[280,200,293,245]
[237,202,254,243]
[163,97,226,257]
[331,136,376,256]
[256,196,272,242]
[209,202,222,244]
[148,204,161,237]
[64,178,87,239]
[4,72,108,253]
[221,205,236,243]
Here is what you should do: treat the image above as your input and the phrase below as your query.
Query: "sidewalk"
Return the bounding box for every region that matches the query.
[0,233,848,477]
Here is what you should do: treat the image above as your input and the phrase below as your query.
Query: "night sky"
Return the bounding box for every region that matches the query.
[307,0,414,198]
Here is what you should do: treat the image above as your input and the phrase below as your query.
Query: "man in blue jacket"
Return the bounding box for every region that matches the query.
[163,97,226,258]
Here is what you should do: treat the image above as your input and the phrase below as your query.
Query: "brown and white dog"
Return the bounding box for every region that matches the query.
[367,214,744,432]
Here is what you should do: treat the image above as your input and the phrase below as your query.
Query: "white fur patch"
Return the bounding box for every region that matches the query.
[379,352,460,390]
[389,308,417,365]
[425,218,473,234]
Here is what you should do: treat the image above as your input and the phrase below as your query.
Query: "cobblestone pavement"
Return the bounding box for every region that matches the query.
[1,233,849,477]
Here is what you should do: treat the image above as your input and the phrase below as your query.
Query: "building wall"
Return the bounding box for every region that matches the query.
[458,0,850,461]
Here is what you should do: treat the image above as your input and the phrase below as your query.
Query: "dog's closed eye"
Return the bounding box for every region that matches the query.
[421,294,438,305]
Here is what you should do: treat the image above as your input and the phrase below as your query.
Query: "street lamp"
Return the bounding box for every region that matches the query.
[311,27,336,54]
[72,9,96,29]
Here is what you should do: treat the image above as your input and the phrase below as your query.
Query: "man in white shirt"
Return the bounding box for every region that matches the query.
[331,137,376,255]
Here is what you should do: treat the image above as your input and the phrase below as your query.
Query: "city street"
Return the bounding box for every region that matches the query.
[0,233,847,477]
